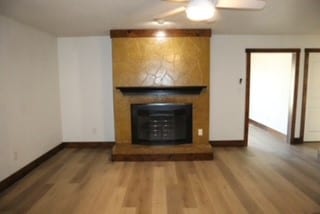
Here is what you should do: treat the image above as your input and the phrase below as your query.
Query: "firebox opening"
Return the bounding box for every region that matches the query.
[131,103,193,145]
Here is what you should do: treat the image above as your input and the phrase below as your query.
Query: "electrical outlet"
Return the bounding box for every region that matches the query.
[198,129,203,136]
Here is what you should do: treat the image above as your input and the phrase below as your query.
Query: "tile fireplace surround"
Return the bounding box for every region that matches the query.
[110,29,213,161]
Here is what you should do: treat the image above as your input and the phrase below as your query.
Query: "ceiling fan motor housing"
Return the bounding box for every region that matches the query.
[185,0,216,21]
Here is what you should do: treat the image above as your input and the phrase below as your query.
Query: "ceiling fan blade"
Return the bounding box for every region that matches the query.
[216,0,266,10]
[205,16,217,23]
[154,6,186,20]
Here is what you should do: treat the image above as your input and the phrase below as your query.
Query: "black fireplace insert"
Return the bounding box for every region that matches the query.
[131,103,192,145]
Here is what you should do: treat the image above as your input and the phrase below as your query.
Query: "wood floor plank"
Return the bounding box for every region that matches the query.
[218,164,260,212]
[136,163,153,214]
[27,183,78,214]
[188,173,216,214]
[218,150,280,214]
[195,161,247,214]
[1,126,320,213]
[152,165,167,214]
[71,154,121,214]
[241,145,320,213]
[175,162,197,208]
[166,184,184,214]
[123,163,144,208]
[118,207,137,214]
[272,161,320,205]
[88,162,125,214]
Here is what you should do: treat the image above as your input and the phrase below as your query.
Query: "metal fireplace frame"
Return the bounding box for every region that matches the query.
[131,103,193,145]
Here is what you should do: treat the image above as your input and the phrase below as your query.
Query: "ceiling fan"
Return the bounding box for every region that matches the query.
[154,0,266,23]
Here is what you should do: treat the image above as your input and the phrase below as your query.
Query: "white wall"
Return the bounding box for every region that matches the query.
[210,35,320,140]
[249,53,293,134]
[0,15,61,181]
[57,35,320,143]
[58,37,114,142]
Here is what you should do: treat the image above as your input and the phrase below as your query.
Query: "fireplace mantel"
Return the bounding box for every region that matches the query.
[116,86,206,96]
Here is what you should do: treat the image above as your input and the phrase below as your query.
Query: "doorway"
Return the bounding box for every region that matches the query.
[300,49,320,143]
[244,49,301,145]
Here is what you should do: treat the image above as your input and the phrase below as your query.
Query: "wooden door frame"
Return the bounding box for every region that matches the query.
[244,49,301,145]
[300,48,320,142]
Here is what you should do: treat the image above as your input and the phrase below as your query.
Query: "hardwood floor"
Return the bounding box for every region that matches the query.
[1,125,320,213]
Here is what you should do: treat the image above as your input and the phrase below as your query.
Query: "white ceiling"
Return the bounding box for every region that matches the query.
[0,0,319,36]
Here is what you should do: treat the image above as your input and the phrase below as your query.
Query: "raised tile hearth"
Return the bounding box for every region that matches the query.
[112,143,213,161]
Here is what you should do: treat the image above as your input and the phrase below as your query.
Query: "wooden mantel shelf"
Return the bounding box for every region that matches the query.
[110,29,212,38]
[116,86,206,96]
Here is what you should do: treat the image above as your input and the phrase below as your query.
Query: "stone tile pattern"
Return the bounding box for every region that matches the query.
[112,37,210,144]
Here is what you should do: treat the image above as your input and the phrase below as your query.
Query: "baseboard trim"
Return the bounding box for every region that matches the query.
[249,119,287,141]
[2,139,248,192]
[63,142,115,148]
[304,141,320,143]
[210,140,245,147]
[0,143,64,193]
[0,141,116,193]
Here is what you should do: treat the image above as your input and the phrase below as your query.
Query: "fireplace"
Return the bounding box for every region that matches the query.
[131,103,192,145]
[111,29,213,161]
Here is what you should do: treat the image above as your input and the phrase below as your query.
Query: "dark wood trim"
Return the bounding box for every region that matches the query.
[116,86,206,96]
[110,29,212,38]
[0,142,116,192]
[244,51,251,146]
[63,142,115,148]
[245,49,301,53]
[249,119,286,141]
[112,153,213,161]
[209,140,245,147]
[0,143,64,193]
[300,48,320,143]
[289,50,300,144]
[245,48,301,145]
[304,48,320,52]
[300,50,310,143]
[293,137,303,144]
[304,141,320,143]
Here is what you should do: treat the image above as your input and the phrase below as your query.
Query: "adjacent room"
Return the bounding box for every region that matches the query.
[249,52,295,144]
[1,0,320,213]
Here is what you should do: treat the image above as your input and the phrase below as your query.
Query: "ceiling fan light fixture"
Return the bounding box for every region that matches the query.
[186,0,215,21]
